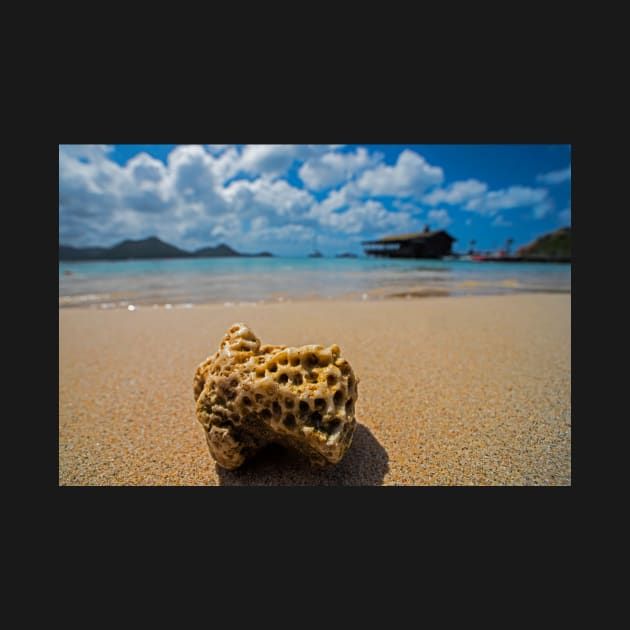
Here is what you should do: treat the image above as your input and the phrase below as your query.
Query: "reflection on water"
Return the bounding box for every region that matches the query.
[59,257,571,308]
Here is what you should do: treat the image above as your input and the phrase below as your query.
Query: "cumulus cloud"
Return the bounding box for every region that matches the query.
[427,209,452,228]
[238,144,334,180]
[536,165,571,185]
[464,186,549,216]
[59,144,114,162]
[298,147,382,191]
[422,179,488,206]
[355,149,444,198]
[221,177,314,218]
[239,144,300,179]
[316,199,418,235]
[392,199,424,215]
[128,152,166,184]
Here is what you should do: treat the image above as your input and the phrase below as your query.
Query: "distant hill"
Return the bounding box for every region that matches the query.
[519,227,571,259]
[59,237,274,261]
[107,237,191,259]
[192,243,274,257]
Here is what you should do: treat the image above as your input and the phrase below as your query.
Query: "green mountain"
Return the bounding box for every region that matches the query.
[195,243,273,258]
[519,227,571,259]
[106,237,191,259]
[194,243,240,257]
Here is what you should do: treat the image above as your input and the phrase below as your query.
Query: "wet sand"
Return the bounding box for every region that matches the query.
[59,293,571,485]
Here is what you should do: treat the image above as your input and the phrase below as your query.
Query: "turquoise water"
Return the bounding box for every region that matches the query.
[59,257,571,308]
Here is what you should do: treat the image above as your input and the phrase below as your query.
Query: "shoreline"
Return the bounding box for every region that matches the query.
[58,286,571,310]
[59,293,571,485]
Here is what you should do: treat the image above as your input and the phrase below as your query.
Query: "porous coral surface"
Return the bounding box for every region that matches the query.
[194,323,358,469]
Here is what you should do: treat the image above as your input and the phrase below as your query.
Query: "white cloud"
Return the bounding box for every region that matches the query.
[317,199,419,235]
[491,215,512,227]
[128,152,166,184]
[59,144,114,162]
[355,149,444,198]
[298,147,382,191]
[239,144,300,178]
[392,199,424,215]
[422,179,488,206]
[209,146,242,183]
[221,177,314,218]
[464,186,549,216]
[536,165,571,184]
[237,144,335,180]
[427,209,452,228]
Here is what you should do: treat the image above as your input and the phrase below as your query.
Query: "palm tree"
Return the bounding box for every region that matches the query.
[468,239,476,255]
[505,238,514,255]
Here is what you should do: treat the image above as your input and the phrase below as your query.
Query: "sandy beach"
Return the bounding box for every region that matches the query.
[58,293,571,485]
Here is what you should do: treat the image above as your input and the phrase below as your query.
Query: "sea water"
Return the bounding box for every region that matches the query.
[58,257,571,308]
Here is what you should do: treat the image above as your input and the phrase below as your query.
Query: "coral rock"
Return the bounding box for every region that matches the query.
[193,323,358,470]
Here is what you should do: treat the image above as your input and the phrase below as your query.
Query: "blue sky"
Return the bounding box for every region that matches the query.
[59,144,571,256]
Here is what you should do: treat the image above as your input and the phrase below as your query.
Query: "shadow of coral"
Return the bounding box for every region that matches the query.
[216,422,389,486]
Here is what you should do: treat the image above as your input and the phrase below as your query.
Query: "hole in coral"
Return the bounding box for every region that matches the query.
[215,396,226,407]
[299,400,309,414]
[333,390,344,406]
[290,356,300,367]
[261,408,272,421]
[255,393,263,403]
[278,355,288,365]
[327,418,342,434]
[285,398,294,409]
[345,399,353,413]
[272,401,281,416]
[304,353,318,368]
[230,379,238,388]
[284,413,296,428]
[278,373,289,385]
[242,396,251,406]
[293,374,303,386]
[255,369,265,378]
[327,374,337,387]
[268,363,277,373]
[314,398,326,410]
[309,411,323,428]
